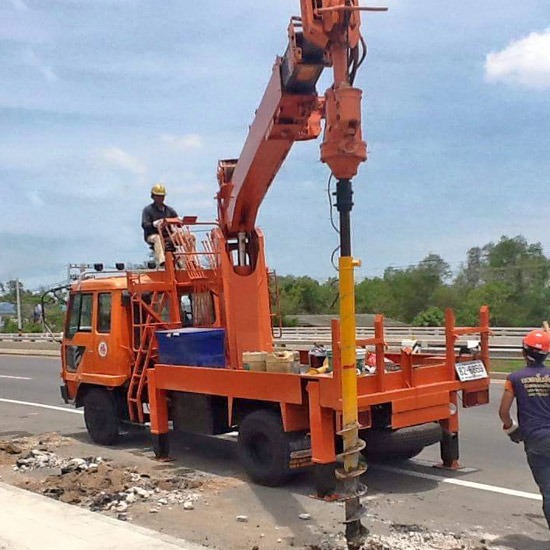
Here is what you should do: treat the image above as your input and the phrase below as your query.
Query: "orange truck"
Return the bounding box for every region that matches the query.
[51,1,490,497]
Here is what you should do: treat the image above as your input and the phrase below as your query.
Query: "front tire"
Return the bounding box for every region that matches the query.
[238,410,291,487]
[83,388,119,446]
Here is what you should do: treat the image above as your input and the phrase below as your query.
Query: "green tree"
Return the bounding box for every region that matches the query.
[454,236,549,326]
[455,281,514,326]
[277,276,329,315]
[412,306,445,327]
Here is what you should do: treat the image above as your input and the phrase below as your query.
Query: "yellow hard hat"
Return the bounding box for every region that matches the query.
[151,183,166,196]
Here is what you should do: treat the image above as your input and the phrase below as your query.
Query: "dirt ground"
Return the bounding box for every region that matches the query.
[0,432,512,550]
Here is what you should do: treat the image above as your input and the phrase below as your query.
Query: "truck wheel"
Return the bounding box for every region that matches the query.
[371,446,424,461]
[83,388,119,446]
[238,410,291,487]
[362,423,442,462]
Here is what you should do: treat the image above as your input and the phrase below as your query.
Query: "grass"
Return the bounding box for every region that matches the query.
[490,358,524,373]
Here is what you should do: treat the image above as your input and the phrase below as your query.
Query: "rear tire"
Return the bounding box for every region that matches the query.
[362,423,442,462]
[369,446,424,462]
[238,410,291,487]
[83,388,119,446]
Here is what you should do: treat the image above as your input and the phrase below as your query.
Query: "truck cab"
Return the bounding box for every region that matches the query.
[61,276,132,407]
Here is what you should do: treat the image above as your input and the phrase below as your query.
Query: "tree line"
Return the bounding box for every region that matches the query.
[277,235,550,327]
[1,235,548,331]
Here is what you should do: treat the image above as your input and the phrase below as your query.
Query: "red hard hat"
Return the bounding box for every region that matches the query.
[523,329,550,354]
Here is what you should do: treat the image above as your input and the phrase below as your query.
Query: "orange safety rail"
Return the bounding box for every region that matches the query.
[320,307,491,429]
[447,305,491,408]
[202,232,221,279]
[159,217,220,280]
[446,305,491,376]
[146,307,490,469]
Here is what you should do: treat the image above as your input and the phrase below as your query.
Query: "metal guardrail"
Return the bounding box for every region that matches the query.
[276,327,525,359]
[0,328,532,342]
[279,327,535,339]
[0,333,62,342]
[0,328,529,359]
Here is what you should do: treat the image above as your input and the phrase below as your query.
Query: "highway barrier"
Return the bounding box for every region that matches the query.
[0,327,533,359]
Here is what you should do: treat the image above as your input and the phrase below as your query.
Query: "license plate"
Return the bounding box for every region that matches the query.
[455,359,488,382]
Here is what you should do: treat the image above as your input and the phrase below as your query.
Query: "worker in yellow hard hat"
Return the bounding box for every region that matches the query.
[141,184,178,267]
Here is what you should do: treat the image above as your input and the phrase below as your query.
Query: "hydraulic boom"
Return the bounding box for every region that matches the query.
[216,2,386,547]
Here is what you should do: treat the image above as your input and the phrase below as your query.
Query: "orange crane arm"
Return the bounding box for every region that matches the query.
[217,18,328,237]
[217,1,377,239]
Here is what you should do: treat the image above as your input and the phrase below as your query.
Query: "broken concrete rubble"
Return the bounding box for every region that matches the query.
[1,438,204,515]
[0,435,521,550]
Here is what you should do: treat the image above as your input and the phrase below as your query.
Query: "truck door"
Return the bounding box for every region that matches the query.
[62,292,95,380]
[93,292,114,371]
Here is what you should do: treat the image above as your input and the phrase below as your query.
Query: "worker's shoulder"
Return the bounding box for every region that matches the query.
[507,364,529,381]
[509,364,550,381]
[164,204,178,218]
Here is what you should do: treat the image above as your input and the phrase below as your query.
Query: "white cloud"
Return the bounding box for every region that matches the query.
[26,191,45,207]
[485,28,550,89]
[99,147,146,175]
[162,133,202,151]
[9,0,29,12]
[22,49,59,82]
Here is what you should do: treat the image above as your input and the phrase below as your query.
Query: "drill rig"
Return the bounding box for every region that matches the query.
[58,3,491,547]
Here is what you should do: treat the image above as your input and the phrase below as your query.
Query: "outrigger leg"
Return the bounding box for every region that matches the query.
[147,369,171,460]
[315,463,338,499]
[152,433,171,460]
[438,392,460,470]
[440,429,459,469]
[307,381,338,499]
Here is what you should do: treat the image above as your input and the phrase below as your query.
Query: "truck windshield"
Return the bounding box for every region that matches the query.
[66,293,93,338]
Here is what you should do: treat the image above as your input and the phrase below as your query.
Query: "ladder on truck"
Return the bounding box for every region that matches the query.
[127,220,220,423]
[127,276,179,423]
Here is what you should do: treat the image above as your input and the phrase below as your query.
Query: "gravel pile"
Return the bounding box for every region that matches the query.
[15,452,103,472]
[7,444,205,519]
[310,524,495,550]
[364,532,475,550]
[87,472,202,515]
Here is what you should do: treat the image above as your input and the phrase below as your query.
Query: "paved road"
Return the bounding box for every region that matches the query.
[0,355,84,439]
[0,355,548,548]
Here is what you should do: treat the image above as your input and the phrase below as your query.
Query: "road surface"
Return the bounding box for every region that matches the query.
[0,354,548,549]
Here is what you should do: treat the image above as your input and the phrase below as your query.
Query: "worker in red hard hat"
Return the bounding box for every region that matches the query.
[499,326,550,528]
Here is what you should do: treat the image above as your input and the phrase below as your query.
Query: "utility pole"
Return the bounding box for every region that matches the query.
[15,278,22,332]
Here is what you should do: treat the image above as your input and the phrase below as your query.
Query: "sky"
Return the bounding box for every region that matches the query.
[1,0,550,290]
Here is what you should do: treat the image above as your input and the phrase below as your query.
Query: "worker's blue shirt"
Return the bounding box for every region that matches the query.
[507,362,550,442]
